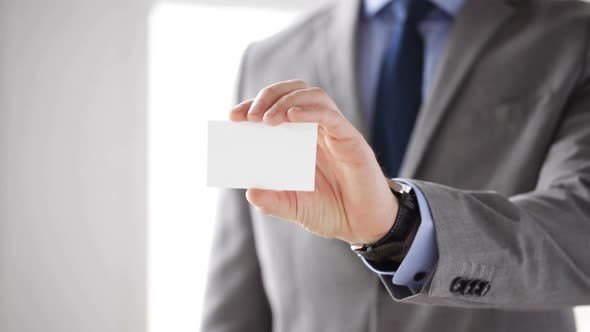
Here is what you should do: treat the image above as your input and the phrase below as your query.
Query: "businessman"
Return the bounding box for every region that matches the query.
[202,0,590,331]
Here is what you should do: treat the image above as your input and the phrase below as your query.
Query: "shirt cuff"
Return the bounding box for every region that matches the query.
[361,178,439,291]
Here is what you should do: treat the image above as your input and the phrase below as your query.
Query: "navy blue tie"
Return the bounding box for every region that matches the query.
[371,0,432,178]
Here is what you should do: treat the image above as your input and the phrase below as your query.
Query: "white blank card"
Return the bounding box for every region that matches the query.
[207,121,318,191]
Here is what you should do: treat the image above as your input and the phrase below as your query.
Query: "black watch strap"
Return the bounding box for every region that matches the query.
[351,182,421,263]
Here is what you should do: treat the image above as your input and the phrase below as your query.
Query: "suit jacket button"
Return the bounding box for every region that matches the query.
[472,280,487,296]
[450,277,468,294]
[479,281,491,296]
[463,279,480,295]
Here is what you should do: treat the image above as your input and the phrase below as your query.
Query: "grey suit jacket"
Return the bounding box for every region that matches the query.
[201,0,590,331]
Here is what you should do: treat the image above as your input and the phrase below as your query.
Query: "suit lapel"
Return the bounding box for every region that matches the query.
[399,0,517,178]
[317,0,369,138]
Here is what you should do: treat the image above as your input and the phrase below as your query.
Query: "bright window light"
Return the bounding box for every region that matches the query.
[148,3,297,332]
[148,2,590,332]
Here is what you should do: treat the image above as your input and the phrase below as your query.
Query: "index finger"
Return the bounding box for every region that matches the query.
[229,99,254,122]
[247,79,309,122]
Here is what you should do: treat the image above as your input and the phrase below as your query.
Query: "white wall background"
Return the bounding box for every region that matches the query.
[0,0,148,331]
[0,0,588,331]
[149,1,590,331]
[148,4,297,332]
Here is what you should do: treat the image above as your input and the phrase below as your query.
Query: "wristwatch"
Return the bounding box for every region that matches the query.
[350,179,421,264]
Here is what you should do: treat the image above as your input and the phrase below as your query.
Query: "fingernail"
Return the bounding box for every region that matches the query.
[265,107,278,116]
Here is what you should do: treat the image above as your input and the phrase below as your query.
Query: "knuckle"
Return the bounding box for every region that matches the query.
[278,91,301,106]
[327,108,342,118]
[283,91,297,102]
[290,79,308,87]
[326,108,345,127]
[259,85,276,97]
[309,86,324,95]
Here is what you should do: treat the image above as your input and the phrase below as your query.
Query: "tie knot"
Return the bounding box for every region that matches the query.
[394,0,433,23]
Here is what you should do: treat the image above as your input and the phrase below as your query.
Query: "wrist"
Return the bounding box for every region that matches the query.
[356,178,399,244]
[351,179,421,262]
[363,191,399,244]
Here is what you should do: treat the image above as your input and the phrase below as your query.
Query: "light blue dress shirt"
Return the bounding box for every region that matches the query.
[358,0,464,290]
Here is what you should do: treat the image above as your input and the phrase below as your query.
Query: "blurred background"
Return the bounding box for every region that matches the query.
[0,0,588,331]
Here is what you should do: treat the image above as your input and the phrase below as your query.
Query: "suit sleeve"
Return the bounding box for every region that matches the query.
[380,79,590,310]
[200,46,273,332]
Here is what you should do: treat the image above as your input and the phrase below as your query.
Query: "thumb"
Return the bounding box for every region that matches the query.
[246,188,296,221]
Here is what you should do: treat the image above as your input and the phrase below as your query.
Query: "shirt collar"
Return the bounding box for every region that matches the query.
[363,0,464,18]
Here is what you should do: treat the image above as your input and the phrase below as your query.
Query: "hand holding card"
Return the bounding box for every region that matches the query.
[211,80,398,245]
